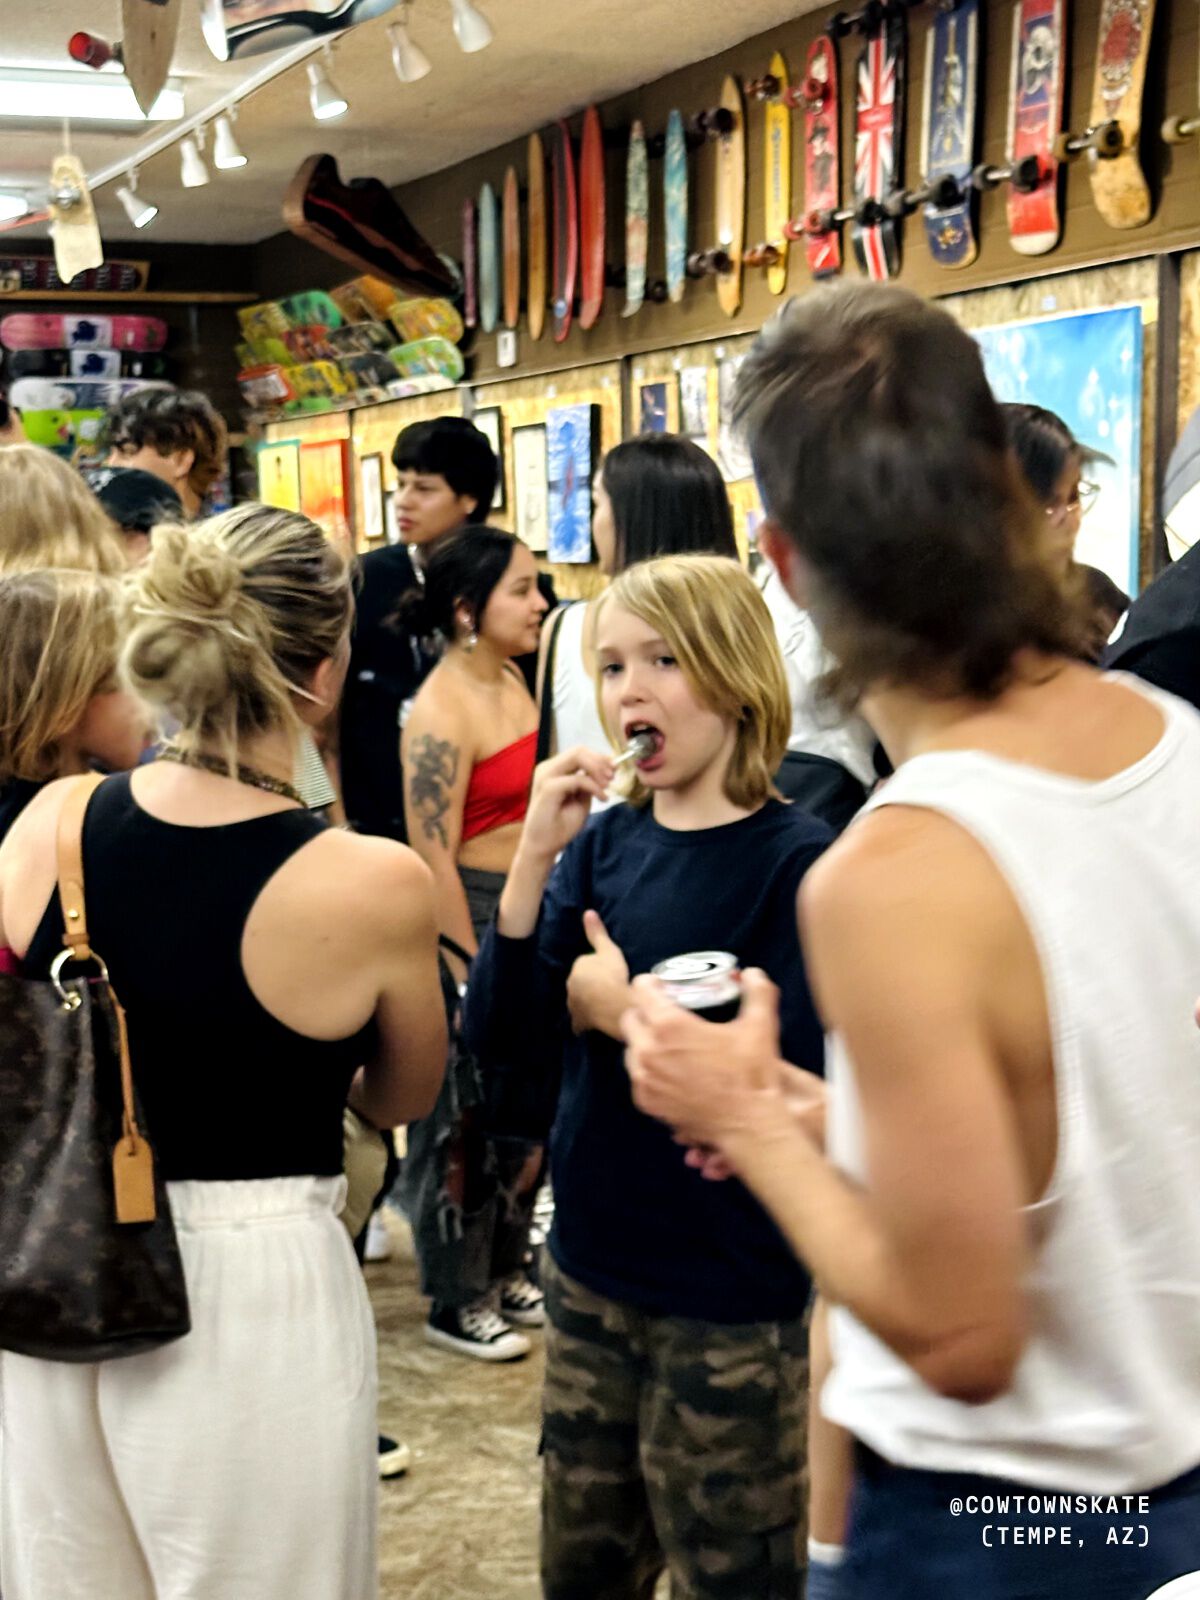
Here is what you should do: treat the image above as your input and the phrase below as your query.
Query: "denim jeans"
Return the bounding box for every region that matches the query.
[841,1444,1200,1600]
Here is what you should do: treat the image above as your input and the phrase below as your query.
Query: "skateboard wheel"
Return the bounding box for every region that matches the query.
[801,76,829,111]
[857,199,887,227]
[1090,120,1124,158]
[604,265,627,289]
[782,217,806,241]
[1010,154,1045,193]
[645,280,669,303]
[69,30,118,68]
[744,242,781,267]
[748,75,781,102]
[826,10,852,37]
[928,174,962,208]
[1161,114,1198,146]
[645,131,666,159]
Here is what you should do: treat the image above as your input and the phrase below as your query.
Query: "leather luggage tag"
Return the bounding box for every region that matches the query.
[113,1133,157,1224]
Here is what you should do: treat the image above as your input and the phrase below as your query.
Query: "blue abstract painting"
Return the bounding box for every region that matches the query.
[973,306,1143,596]
[547,403,596,564]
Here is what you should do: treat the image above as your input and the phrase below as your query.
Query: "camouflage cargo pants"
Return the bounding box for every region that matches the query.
[540,1255,809,1600]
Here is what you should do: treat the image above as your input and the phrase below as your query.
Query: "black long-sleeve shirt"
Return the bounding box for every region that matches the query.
[465,798,831,1324]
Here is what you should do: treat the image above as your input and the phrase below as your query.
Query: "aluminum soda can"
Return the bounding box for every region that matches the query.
[650,951,742,1023]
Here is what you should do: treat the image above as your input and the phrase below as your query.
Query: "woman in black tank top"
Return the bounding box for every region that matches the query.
[0,505,446,1600]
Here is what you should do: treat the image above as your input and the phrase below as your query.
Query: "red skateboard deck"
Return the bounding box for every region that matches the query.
[462,198,478,330]
[549,120,578,345]
[579,106,606,330]
[1,313,167,352]
[502,166,521,331]
[804,36,842,276]
[1007,0,1066,254]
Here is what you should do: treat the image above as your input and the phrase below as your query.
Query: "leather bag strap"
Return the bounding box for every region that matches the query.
[56,772,106,964]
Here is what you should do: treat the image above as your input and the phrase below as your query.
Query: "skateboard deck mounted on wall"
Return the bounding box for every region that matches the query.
[502,166,521,331]
[527,132,547,341]
[1006,0,1067,254]
[283,155,458,298]
[624,120,649,316]
[10,377,169,412]
[852,4,907,280]
[803,34,842,276]
[477,181,500,334]
[549,119,578,344]
[579,105,607,329]
[921,0,981,268]
[462,198,478,330]
[47,153,103,285]
[714,75,746,316]
[122,0,182,114]
[664,108,689,304]
[1085,0,1157,227]
[1,313,167,352]
[760,52,793,292]
[0,257,149,294]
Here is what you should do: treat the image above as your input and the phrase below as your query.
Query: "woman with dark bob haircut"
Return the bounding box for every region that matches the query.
[540,434,738,765]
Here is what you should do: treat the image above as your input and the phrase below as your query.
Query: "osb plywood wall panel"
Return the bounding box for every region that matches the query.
[944,260,1160,590]
[254,0,1200,390]
[1179,252,1200,434]
[263,413,351,446]
[471,361,623,599]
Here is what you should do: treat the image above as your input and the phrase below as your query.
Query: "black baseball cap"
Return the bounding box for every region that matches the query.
[82,466,184,534]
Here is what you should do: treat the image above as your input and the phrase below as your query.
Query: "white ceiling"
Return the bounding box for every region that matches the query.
[0,0,823,247]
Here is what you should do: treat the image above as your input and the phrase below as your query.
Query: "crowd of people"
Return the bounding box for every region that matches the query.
[1,281,1199,1600]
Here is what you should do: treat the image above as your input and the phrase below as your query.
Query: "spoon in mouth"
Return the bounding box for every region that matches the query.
[611,730,657,769]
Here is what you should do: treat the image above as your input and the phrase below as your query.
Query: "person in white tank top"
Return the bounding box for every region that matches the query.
[622,285,1200,1599]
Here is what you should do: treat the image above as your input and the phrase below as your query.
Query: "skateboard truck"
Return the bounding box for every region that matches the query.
[1052,121,1125,162]
[784,202,855,238]
[69,31,123,68]
[890,173,966,216]
[1162,113,1200,145]
[689,107,736,142]
[971,154,1048,193]
[748,72,830,113]
[742,241,783,267]
[686,248,733,278]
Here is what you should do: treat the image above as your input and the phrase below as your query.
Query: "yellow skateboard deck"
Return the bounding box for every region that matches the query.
[715,74,746,317]
[764,52,792,294]
[1087,0,1157,228]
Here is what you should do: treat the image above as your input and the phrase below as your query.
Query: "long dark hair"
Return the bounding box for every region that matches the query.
[602,434,737,569]
[393,525,518,641]
[734,284,1087,706]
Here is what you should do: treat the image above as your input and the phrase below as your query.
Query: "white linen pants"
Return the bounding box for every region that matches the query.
[0,1176,378,1600]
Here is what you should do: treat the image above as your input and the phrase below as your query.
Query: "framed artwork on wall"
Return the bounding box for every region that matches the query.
[638,380,674,435]
[512,422,549,553]
[299,439,351,550]
[256,441,302,512]
[547,403,597,564]
[359,453,385,542]
[473,405,506,512]
[678,365,711,443]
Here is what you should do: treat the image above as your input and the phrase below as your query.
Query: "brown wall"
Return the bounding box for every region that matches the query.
[253,0,1200,384]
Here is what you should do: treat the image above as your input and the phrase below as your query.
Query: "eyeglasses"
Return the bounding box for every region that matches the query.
[1045,480,1100,524]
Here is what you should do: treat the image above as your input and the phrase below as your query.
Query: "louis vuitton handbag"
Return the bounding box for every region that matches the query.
[0,774,190,1361]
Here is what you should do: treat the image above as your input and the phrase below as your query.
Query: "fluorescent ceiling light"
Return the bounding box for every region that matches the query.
[450,0,493,52]
[212,114,247,169]
[307,56,348,121]
[116,181,158,229]
[388,12,431,81]
[0,69,184,122]
[0,192,30,221]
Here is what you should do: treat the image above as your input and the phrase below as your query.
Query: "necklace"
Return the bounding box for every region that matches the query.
[158,745,305,807]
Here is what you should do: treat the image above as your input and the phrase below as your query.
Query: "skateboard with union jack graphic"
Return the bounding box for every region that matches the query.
[852,2,907,280]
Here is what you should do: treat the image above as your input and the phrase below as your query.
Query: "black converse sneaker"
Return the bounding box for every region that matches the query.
[425,1298,531,1362]
[498,1270,545,1327]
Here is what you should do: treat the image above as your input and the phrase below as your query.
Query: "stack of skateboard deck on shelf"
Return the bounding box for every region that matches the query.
[1,312,171,455]
[235,277,465,421]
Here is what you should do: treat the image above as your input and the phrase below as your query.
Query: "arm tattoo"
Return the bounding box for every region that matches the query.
[409,734,460,850]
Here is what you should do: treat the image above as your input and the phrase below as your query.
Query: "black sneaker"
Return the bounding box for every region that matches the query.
[424,1298,531,1362]
[378,1434,411,1479]
[498,1270,545,1327]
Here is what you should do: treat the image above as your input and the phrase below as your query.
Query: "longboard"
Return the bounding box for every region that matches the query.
[1,313,167,351]
[478,181,499,334]
[852,6,906,280]
[203,0,402,59]
[624,120,649,316]
[921,0,981,268]
[462,198,478,330]
[714,75,746,316]
[549,119,578,344]
[579,106,606,329]
[1085,0,1157,227]
[527,132,547,341]
[502,166,521,330]
[803,35,842,276]
[283,154,457,297]
[664,109,689,303]
[0,256,148,294]
[123,0,182,115]
[1006,0,1067,254]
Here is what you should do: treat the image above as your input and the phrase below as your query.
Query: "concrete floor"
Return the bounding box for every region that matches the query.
[366,1205,546,1600]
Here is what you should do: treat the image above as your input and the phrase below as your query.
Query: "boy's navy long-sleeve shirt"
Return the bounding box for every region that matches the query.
[465,798,831,1325]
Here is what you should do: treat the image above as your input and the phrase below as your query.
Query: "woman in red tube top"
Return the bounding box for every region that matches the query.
[397,525,551,1361]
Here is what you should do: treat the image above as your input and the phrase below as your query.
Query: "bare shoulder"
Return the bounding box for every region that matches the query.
[304,829,434,919]
[0,776,88,868]
[406,665,470,733]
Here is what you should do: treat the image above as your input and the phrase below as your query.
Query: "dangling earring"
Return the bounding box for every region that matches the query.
[465,629,478,653]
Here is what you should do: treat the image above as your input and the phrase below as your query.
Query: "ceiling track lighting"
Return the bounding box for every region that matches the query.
[212,110,247,169]
[388,5,431,83]
[307,47,348,121]
[115,170,157,229]
[449,0,493,53]
[179,131,210,188]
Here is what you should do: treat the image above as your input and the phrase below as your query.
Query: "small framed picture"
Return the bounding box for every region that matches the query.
[384,489,401,545]
[359,453,385,542]
[512,422,549,553]
[473,405,505,513]
[678,365,710,442]
[547,403,598,564]
[638,381,670,435]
